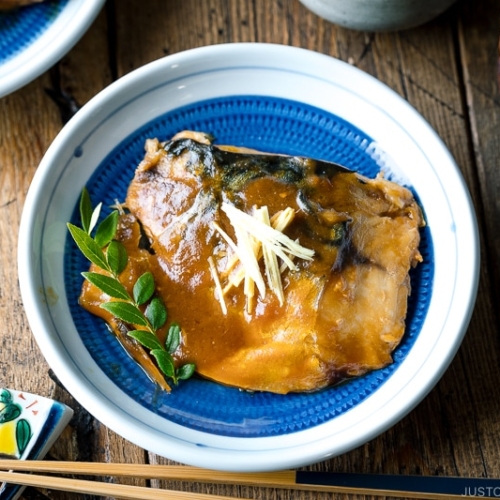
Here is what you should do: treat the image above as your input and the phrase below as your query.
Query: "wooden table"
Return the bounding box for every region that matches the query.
[1,0,500,498]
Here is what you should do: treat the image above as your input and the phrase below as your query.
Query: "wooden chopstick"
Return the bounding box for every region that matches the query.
[3,461,283,485]
[0,470,232,500]
[1,460,499,499]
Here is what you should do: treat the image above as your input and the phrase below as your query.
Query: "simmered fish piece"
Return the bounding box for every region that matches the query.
[80,131,424,394]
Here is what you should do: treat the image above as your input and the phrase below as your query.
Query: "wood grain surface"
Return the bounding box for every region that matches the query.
[1,0,499,499]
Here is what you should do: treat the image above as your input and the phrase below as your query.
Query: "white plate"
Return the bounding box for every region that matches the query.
[18,43,479,472]
[0,0,105,98]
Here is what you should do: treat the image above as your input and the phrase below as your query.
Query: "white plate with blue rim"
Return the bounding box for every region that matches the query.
[17,43,479,472]
[0,0,105,98]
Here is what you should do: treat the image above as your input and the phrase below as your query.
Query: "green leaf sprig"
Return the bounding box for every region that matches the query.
[67,188,195,388]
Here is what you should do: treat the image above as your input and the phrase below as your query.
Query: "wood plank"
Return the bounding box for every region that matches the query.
[0,73,61,398]
[455,0,500,479]
[458,0,500,299]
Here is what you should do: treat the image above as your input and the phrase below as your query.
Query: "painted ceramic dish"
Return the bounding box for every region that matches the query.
[0,0,105,98]
[0,388,73,500]
[17,43,479,472]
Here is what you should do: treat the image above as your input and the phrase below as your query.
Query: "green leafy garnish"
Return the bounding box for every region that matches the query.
[133,272,156,305]
[67,187,195,389]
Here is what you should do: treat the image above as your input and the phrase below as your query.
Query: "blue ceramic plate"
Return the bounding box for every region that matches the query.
[18,43,479,471]
[0,0,104,98]
[65,95,434,438]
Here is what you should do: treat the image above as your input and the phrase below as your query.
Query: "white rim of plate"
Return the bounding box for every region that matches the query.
[0,0,105,98]
[18,42,480,471]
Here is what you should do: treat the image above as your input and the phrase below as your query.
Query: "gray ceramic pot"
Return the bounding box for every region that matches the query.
[298,0,458,31]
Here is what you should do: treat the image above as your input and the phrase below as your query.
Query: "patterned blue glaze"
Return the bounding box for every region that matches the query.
[0,0,69,65]
[64,95,434,438]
